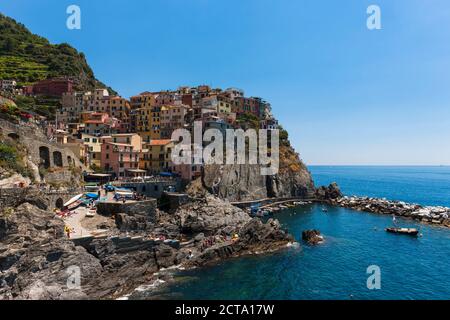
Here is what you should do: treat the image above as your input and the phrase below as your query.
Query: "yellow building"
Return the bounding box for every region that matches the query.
[141,139,174,173]
[136,106,161,142]
[109,96,131,126]
[82,133,103,168]
[217,99,232,114]
[130,92,157,110]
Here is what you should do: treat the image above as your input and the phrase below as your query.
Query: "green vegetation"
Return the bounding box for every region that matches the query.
[278,125,290,147]
[14,95,60,120]
[0,139,34,179]
[0,97,20,121]
[0,94,59,120]
[0,56,48,85]
[0,13,115,93]
[236,113,260,130]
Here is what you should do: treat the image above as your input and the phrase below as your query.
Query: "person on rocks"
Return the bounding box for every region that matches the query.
[64,225,72,238]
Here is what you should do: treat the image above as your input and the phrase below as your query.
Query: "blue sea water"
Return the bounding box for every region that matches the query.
[133,166,450,300]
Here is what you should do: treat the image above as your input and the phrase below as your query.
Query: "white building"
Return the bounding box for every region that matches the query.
[0,79,17,91]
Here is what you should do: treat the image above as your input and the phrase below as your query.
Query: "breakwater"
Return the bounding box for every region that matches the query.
[328,196,450,227]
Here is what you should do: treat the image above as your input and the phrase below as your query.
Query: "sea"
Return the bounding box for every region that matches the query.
[131,166,450,300]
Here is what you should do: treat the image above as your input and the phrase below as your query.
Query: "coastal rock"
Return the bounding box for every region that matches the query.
[238,218,290,245]
[0,202,103,299]
[315,182,342,200]
[202,164,268,201]
[174,194,251,235]
[302,230,324,245]
[115,213,151,231]
[200,144,315,202]
[0,192,299,299]
[327,195,450,227]
[188,217,293,266]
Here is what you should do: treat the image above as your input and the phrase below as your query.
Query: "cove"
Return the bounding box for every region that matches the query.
[130,203,450,300]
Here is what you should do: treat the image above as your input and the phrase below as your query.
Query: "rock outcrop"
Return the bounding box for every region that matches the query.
[0,203,102,299]
[329,196,450,227]
[201,144,315,202]
[302,230,324,245]
[0,192,293,299]
[173,194,251,235]
[315,182,342,200]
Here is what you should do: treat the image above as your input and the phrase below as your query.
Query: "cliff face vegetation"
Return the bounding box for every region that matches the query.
[0,13,114,93]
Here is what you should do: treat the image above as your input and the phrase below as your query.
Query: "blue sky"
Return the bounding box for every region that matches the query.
[1,0,450,165]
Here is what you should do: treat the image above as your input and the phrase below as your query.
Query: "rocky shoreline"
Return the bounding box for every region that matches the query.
[0,193,293,300]
[316,183,450,228]
[328,196,450,227]
[2,181,449,300]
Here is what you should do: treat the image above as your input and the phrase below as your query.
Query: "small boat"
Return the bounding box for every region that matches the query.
[322,207,328,212]
[67,200,82,211]
[64,194,83,207]
[385,227,419,236]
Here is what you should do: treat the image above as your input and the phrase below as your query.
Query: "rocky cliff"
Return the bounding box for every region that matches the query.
[0,118,84,188]
[0,193,293,299]
[201,144,315,201]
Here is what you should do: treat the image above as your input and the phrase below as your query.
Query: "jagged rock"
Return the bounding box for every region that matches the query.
[154,244,177,269]
[302,230,324,245]
[238,218,290,245]
[174,194,250,235]
[115,213,150,231]
[200,144,315,202]
[0,193,298,299]
[188,216,293,267]
[315,182,342,200]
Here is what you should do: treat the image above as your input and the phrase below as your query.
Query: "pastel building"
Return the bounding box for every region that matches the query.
[136,106,161,142]
[141,139,174,174]
[83,112,121,136]
[160,105,188,139]
[82,133,103,168]
[100,133,142,178]
[0,79,17,90]
[59,92,87,124]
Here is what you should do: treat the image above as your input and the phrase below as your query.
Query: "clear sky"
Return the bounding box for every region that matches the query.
[1,0,449,165]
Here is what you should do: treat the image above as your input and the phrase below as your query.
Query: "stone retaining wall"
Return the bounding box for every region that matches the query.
[0,187,82,210]
[96,199,157,219]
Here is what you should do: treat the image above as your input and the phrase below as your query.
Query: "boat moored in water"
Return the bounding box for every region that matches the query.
[385,227,419,236]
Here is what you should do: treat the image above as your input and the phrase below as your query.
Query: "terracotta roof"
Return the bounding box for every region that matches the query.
[148,139,172,146]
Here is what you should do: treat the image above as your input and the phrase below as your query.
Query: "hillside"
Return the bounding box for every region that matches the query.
[0,13,115,93]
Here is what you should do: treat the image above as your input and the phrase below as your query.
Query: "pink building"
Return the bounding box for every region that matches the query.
[100,134,142,178]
